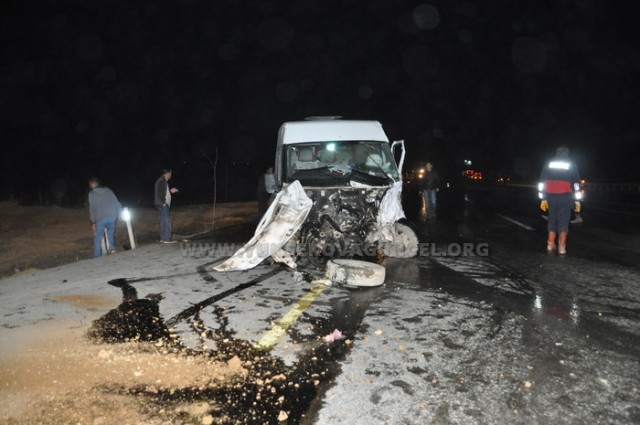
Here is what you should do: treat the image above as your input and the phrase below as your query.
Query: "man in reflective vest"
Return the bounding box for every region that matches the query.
[538,146,582,255]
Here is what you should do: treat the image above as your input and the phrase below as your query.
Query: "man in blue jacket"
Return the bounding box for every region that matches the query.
[88,178,123,257]
[538,146,582,255]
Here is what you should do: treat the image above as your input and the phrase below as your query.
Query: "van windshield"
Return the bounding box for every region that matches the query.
[284,141,399,186]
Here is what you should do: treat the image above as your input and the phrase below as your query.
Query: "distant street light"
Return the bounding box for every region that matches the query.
[122,207,136,249]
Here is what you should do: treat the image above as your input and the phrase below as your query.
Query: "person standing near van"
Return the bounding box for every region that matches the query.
[155,168,179,243]
[256,166,278,215]
[421,161,440,220]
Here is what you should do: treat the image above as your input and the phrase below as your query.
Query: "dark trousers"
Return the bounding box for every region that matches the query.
[423,189,437,219]
[257,192,269,215]
[547,193,573,233]
[158,204,172,241]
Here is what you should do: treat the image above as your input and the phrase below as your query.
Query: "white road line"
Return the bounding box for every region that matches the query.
[497,214,535,231]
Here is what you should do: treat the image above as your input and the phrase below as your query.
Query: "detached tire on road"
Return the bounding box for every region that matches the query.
[326,259,386,287]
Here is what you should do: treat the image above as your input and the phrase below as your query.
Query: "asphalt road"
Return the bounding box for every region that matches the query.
[1,184,639,424]
[313,184,640,424]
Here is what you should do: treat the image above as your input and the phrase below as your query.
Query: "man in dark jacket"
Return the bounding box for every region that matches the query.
[538,146,581,255]
[88,178,122,257]
[155,168,179,243]
[420,161,440,220]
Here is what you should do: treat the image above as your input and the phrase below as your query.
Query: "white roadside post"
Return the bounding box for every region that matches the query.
[122,207,136,249]
[101,229,109,254]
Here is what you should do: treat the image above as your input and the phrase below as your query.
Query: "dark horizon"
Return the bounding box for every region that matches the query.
[2,0,639,207]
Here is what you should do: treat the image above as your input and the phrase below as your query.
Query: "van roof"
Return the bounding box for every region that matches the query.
[278,120,389,145]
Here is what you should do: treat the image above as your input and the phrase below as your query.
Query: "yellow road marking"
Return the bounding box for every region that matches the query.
[255,280,329,350]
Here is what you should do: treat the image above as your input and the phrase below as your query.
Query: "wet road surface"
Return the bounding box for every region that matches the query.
[2,185,639,424]
[312,185,640,424]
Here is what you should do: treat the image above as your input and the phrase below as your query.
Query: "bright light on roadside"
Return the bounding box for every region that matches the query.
[122,207,136,249]
[122,207,131,222]
[327,143,336,151]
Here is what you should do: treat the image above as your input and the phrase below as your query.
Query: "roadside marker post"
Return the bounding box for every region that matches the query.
[122,207,136,249]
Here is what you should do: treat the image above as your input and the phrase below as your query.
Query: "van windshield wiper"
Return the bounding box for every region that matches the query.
[350,168,393,185]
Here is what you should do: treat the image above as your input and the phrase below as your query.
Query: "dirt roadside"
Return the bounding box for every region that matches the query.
[0,201,258,279]
[0,201,266,424]
[0,321,249,425]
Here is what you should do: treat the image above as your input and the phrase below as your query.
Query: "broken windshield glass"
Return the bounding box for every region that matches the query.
[284,141,399,186]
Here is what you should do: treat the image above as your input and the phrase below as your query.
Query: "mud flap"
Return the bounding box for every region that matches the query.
[212,181,312,271]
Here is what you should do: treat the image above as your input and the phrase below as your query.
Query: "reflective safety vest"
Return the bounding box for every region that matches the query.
[538,158,581,200]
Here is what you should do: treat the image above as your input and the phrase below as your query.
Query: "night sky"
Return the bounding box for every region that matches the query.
[2,0,639,206]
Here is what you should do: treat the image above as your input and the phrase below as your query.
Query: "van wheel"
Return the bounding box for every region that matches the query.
[383,222,419,258]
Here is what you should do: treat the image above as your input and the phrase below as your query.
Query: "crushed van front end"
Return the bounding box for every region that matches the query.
[213,120,418,272]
